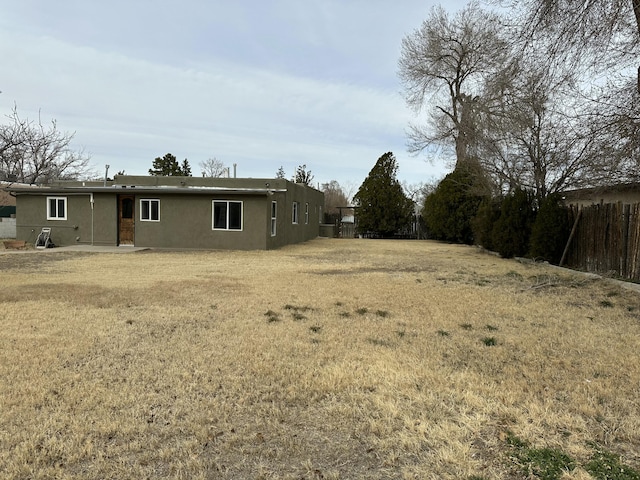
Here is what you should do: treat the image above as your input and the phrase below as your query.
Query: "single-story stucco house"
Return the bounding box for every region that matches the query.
[3,175,324,250]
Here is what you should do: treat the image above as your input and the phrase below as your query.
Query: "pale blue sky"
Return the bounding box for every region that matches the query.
[0,0,472,190]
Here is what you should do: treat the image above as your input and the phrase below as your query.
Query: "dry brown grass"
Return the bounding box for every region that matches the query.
[1,239,639,479]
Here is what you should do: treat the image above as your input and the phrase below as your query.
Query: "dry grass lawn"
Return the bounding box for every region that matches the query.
[1,239,639,479]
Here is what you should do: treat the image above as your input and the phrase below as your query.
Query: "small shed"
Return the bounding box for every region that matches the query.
[0,182,17,238]
[0,182,16,216]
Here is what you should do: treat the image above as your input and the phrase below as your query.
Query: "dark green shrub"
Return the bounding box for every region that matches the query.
[529,193,571,264]
[492,188,536,258]
[423,166,483,244]
[472,196,501,250]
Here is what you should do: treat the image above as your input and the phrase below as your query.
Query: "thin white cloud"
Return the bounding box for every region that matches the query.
[0,0,462,187]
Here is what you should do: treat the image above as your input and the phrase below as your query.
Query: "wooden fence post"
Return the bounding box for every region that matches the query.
[560,207,581,267]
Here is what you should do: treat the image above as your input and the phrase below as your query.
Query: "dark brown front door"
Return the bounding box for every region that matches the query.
[118,195,135,245]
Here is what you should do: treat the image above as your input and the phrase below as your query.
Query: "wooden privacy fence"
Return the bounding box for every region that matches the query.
[565,203,640,281]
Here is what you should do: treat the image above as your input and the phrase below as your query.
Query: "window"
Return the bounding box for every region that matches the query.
[271,201,277,236]
[140,199,160,221]
[121,198,134,219]
[47,197,67,220]
[292,201,299,224]
[305,202,309,224]
[213,200,243,230]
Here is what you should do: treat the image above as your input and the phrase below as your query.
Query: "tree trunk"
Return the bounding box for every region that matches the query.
[634,0,640,92]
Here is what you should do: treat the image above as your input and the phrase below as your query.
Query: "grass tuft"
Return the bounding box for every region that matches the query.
[482,337,497,346]
[264,310,281,322]
[506,270,524,280]
[516,447,575,480]
[585,445,640,480]
[507,433,575,480]
[367,338,392,348]
[284,304,313,312]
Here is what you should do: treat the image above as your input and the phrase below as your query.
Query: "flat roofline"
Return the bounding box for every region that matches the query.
[3,185,287,196]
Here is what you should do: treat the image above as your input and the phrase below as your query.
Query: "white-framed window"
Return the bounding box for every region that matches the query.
[292,201,299,224]
[140,199,160,222]
[47,197,67,220]
[305,202,309,224]
[271,201,277,236]
[213,200,243,230]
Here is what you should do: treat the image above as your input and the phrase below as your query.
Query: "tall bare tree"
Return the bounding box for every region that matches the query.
[0,106,92,183]
[475,55,599,200]
[501,0,640,91]
[398,3,509,168]
[321,180,351,218]
[200,157,227,178]
[402,1,639,202]
[580,78,640,183]
[482,1,640,194]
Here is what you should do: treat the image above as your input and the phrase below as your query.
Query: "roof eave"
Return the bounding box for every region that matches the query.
[3,185,287,196]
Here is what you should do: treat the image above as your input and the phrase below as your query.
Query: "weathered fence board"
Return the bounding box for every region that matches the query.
[566,203,640,281]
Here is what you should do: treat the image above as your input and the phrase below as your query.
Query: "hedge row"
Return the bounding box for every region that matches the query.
[423,170,571,263]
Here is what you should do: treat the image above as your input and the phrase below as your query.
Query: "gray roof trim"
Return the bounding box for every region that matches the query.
[3,185,287,196]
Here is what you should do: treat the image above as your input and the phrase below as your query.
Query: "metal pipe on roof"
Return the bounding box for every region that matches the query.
[90,193,94,245]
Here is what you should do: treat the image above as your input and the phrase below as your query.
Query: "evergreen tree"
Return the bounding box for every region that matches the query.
[423,166,483,244]
[353,152,414,237]
[491,188,536,258]
[529,193,571,264]
[294,164,314,186]
[275,166,286,179]
[472,196,501,251]
[149,153,192,176]
[149,153,181,176]
[180,158,192,176]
